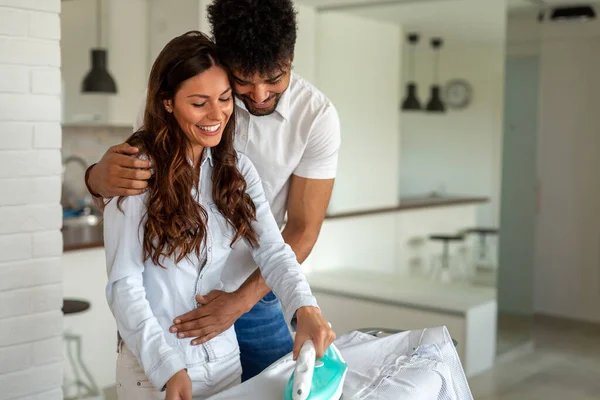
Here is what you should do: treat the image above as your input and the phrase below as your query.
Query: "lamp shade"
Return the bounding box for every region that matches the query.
[426,85,445,112]
[402,82,421,110]
[426,38,445,113]
[551,5,596,21]
[401,33,422,111]
[82,49,117,94]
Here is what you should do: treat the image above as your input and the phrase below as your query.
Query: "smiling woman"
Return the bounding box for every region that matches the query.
[121,31,258,267]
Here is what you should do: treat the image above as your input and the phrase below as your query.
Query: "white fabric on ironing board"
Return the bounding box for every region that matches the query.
[206,326,473,400]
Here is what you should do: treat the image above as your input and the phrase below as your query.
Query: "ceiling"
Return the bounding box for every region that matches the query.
[295,0,600,43]
[321,0,508,43]
[296,0,599,10]
[508,0,600,11]
[296,0,437,9]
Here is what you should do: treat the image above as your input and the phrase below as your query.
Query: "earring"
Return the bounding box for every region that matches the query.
[166,108,172,113]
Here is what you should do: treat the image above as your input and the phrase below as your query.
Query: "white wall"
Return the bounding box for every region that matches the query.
[316,11,401,213]
[148,0,202,67]
[399,40,506,228]
[0,0,64,398]
[106,0,149,126]
[62,0,148,126]
[535,22,600,323]
[61,0,109,124]
[509,15,600,323]
[293,3,317,84]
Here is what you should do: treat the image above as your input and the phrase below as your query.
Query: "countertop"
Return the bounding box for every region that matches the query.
[324,194,488,220]
[64,239,104,252]
[306,269,496,315]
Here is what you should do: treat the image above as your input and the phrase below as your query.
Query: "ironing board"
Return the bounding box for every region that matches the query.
[206,326,474,400]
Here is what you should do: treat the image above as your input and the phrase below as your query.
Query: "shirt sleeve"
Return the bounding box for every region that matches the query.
[293,102,341,179]
[237,152,319,327]
[103,194,185,390]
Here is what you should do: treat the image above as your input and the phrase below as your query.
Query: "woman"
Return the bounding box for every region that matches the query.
[103,31,335,400]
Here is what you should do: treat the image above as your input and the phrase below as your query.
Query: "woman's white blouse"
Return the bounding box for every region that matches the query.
[103,149,318,390]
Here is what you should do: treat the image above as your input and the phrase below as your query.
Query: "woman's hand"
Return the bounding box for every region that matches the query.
[165,369,192,400]
[292,306,336,360]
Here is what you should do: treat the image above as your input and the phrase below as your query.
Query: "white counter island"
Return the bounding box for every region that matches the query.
[306,269,496,378]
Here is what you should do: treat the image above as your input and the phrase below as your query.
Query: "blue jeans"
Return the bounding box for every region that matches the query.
[234,291,294,382]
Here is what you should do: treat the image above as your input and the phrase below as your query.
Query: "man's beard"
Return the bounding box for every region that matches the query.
[239,93,282,116]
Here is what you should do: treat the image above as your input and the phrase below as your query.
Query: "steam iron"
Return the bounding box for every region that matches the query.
[283,340,347,400]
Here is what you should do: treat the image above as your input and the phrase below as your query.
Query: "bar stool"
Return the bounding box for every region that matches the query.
[462,228,499,270]
[429,234,465,283]
[62,299,100,400]
[407,236,427,277]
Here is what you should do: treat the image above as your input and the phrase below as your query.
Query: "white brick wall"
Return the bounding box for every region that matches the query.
[0,1,63,399]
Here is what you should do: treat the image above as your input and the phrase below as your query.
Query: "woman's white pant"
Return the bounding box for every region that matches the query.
[116,343,241,399]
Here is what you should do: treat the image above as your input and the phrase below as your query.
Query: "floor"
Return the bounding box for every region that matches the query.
[469,315,600,400]
[496,312,534,355]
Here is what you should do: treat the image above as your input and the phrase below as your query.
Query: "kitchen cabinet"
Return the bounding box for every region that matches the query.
[62,248,117,391]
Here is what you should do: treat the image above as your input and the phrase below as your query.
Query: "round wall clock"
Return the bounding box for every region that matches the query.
[444,79,473,110]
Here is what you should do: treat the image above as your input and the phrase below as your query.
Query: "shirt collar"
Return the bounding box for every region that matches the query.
[188,147,213,168]
[274,77,292,121]
[201,147,214,167]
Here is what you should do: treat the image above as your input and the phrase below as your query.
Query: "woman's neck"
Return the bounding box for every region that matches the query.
[189,145,205,167]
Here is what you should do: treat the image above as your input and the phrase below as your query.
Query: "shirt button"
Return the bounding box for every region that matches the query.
[207,247,211,253]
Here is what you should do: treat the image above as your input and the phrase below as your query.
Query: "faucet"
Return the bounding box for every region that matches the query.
[62,155,94,215]
[62,155,88,179]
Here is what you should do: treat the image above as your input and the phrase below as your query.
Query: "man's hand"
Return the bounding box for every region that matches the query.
[292,307,335,360]
[170,290,250,345]
[87,142,153,198]
[165,369,192,400]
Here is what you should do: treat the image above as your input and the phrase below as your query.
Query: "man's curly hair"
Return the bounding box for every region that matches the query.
[207,0,297,76]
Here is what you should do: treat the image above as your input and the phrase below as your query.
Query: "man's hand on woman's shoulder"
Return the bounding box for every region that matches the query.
[86,142,153,198]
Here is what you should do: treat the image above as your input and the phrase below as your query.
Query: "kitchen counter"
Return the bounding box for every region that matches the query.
[64,239,104,252]
[62,213,104,252]
[306,268,496,315]
[325,194,488,220]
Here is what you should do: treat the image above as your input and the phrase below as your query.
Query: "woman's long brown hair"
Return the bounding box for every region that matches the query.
[119,31,258,267]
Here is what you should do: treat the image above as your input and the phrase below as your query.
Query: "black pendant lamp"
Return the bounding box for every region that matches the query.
[426,38,445,113]
[82,0,117,94]
[401,33,422,111]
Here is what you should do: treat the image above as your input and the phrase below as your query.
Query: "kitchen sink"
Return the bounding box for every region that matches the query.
[62,213,104,250]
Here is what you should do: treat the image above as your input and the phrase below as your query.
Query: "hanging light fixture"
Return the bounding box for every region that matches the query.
[550,5,596,21]
[401,33,422,111]
[82,0,117,94]
[426,37,445,113]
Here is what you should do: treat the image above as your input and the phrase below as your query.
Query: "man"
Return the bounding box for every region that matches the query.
[85,0,340,381]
